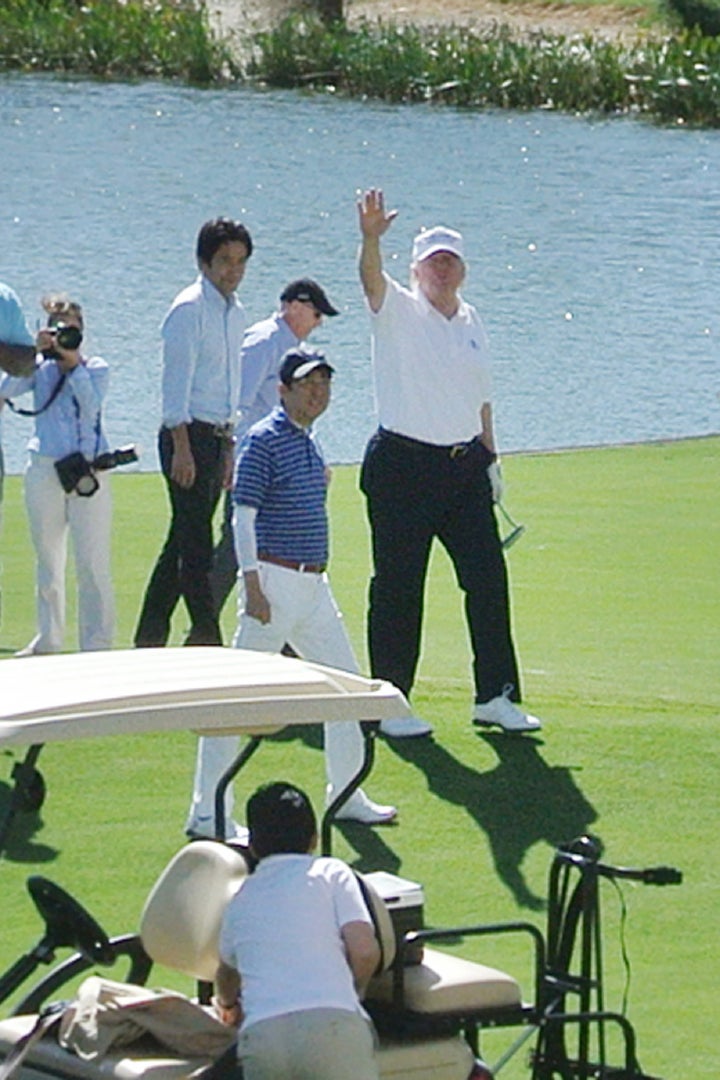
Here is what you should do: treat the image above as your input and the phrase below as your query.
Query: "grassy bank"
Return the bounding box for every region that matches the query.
[0,438,718,1076]
[0,0,236,83]
[250,13,720,126]
[3,1,720,124]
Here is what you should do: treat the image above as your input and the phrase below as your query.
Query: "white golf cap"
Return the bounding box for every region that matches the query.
[412,225,465,264]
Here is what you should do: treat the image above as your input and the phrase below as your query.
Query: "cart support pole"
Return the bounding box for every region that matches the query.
[213,736,263,841]
[321,722,377,855]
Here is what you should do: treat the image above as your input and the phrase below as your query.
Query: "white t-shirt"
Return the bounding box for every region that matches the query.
[218,853,372,1030]
[369,274,493,445]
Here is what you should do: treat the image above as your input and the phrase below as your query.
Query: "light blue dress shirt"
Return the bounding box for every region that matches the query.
[0,356,109,461]
[161,274,245,429]
[237,313,298,439]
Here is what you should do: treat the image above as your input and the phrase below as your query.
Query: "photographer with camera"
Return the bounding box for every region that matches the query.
[0,293,115,655]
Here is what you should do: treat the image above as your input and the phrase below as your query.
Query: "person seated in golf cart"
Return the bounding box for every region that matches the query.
[215,781,381,1080]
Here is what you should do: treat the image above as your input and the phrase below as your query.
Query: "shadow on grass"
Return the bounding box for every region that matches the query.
[335,820,403,875]
[386,731,597,910]
[0,781,58,865]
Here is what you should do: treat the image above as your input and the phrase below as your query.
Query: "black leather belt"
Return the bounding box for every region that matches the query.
[191,419,235,440]
[379,427,482,459]
[259,553,326,574]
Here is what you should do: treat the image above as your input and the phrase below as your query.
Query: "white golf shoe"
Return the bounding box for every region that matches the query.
[380,715,433,738]
[185,816,250,844]
[473,692,542,733]
[334,790,398,825]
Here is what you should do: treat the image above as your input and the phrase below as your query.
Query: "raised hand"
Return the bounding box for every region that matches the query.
[357,187,398,239]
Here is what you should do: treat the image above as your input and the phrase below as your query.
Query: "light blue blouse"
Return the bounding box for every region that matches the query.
[0,355,110,461]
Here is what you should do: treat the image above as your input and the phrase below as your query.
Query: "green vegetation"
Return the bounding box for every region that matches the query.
[0,0,236,83]
[666,0,720,35]
[0,437,718,1078]
[250,14,720,125]
[3,0,720,124]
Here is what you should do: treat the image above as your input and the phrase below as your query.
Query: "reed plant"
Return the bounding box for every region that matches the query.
[249,14,720,125]
[0,0,236,83]
[3,2,720,125]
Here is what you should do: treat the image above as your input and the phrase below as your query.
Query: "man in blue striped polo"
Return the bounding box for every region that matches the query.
[186,347,398,832]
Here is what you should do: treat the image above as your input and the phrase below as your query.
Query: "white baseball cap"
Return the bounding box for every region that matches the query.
[412,225,465,264]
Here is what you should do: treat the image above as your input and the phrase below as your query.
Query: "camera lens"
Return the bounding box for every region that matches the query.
[54,323,83,351]
[75,473,99,497]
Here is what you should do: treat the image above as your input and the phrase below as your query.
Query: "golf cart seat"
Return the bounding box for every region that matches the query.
[138,840,250,982]
[368,951,522,1014]
[145,846,523,1020]
[0,843,481,1080]
[359,877,530,1028]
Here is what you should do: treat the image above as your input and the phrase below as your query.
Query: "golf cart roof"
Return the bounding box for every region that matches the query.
[0,648,409,747]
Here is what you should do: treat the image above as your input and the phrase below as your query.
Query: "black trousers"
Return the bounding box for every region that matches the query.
[359,428,521,704]
[134,421,226,647]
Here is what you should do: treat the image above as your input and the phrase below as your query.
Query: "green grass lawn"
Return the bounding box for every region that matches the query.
[0,436,718,1077]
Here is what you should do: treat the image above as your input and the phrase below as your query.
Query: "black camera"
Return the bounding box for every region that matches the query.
[54,452,99,497]
[93,445,139,471]
[42,322,83,360]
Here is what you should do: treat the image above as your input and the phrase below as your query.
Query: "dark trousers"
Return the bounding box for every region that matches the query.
[134,421,225,647]
[208,490,238,618]
[359,428,521,704]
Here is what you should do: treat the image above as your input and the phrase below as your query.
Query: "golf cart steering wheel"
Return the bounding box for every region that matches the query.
[27,876,115,965]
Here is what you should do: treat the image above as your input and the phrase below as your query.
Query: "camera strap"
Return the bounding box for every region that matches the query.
[5,371,67,417]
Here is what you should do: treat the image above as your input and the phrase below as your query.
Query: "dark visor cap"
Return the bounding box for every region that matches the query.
[280,278,339,317]
[279,347,335,386]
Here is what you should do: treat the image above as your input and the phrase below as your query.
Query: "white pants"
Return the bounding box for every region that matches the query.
[24,454,114,653]
[189,562,367,823]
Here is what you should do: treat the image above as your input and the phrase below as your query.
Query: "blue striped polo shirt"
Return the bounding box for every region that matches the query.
[233,405,328,564]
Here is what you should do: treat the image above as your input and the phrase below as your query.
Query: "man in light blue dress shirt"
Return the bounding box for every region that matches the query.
[134,218,253,648]
[209,278,339,616]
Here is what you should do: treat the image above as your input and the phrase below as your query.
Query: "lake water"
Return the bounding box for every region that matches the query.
[1,74,718,472]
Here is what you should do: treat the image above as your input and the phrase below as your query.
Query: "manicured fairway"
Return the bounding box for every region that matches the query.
[0,437,717,1077]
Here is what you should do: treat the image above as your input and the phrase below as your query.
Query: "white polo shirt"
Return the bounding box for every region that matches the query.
[219,853,372,1030]
[369,273,493,445]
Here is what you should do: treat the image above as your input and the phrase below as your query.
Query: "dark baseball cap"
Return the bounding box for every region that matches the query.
[280,278,339,317]
[279,347,335,386]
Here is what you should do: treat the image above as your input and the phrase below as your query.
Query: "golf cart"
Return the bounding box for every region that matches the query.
[0,649,681,1080]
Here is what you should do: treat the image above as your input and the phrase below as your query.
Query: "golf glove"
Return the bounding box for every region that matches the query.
[487,461,504,503]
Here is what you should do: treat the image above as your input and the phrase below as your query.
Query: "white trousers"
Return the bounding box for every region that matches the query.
[24,454,114,653]
[189,562,367,823]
